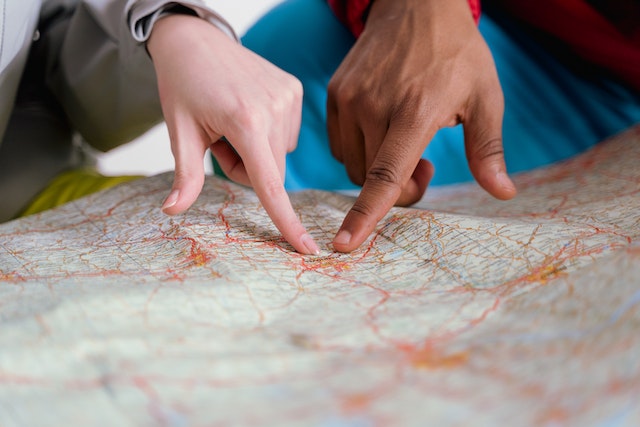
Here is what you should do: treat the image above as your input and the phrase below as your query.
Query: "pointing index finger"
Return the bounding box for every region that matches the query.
[240,138,320,256]
[333,122,433,253]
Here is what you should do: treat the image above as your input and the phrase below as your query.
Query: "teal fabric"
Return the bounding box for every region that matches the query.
[242,0,356,191]
[241,0,640,190]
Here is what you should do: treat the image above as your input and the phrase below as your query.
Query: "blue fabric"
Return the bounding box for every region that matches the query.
[241,0,640,190]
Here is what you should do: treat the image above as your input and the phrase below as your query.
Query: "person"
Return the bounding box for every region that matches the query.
[1,1,638,256]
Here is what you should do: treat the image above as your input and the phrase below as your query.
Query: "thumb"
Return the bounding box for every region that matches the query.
[464,90,516,201]
[161,122,209,215]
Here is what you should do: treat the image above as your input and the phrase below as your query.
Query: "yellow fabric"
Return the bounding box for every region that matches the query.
[19,169,142,217]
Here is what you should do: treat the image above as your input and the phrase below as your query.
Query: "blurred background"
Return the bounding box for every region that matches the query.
[96,0,283,176]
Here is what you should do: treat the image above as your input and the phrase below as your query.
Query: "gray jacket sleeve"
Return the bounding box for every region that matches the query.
[46,0,237,152]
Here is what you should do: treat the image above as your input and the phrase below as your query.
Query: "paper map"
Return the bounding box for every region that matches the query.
[1,127,639,426]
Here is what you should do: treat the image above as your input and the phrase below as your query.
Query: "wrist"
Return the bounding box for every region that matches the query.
[148,14,226,60]
[133,2,238,49]
[365,0,478,33]
[364,0,478,37]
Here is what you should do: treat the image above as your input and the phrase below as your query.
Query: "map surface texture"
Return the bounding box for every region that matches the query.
[1,127,640,426]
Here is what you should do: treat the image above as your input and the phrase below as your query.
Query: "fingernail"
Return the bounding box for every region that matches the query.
[161,189,180,212]
[301,234,320,255]
[333,229,351,247]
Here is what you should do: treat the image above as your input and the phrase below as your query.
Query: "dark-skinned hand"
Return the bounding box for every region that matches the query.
[327,0,517,252]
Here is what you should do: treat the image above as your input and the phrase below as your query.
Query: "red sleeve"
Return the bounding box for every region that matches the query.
[327,0,481,37]
[486,0,640,93]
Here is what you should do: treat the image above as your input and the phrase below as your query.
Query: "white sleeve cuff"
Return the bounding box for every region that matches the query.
[129,0,238,43]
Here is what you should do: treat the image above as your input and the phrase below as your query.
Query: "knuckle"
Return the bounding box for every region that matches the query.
[472,137,505,162]
[287,77,304,104]
[260,174,284,200]
[327,76,379,116]
[332,87,353,108]
[327,77,340,99]
[331,85,366,110]
[358,95,380,116]
[173,168,202,188]
[268,95,288,116]
[366,164,402,189]
[277,80,302,110]
[233,103,266,133]
[265,78,303,118]
[349,199,377,218]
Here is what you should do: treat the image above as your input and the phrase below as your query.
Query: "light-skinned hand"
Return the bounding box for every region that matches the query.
[148,14,319,255]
